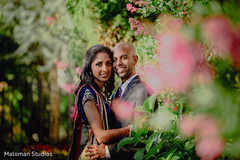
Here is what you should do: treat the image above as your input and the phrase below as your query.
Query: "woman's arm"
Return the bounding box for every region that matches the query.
[84,100,130,144]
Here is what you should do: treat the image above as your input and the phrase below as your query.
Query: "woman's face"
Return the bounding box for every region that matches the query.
[91,52,112,87]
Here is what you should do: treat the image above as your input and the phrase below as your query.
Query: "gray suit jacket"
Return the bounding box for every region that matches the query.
[107,75,153,160]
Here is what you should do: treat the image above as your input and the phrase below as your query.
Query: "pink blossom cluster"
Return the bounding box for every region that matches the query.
[136,31,215,93]
[129,0,149,7]
[46,16,56,25]
[129,17,148,36]
[180,115,224,160]
[54,59,67,70]
[126,3,137,13]
[75,66,82,76]
[203,15,240,66]
[139,31,196,92]
[62,83,77,94]
[161,96,178,111]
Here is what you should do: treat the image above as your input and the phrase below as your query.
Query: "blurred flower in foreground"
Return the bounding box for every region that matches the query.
[75,66,82,76]
[46,16,56,25]
[155,31,196,92]
[157,14,184,32]
[69,105,76,121]
[148,108,174,131]
[55,59,67,70]
[202,15,240,67]
[196,136,224,160]
[111,99,134,122]
[179,114,224,160]
[142,64,164,92]
[231,27,240,67]
[62,83,77,94]
[203,16,233,56]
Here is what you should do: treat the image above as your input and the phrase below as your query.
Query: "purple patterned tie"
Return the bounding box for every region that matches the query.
[117,87,122,98]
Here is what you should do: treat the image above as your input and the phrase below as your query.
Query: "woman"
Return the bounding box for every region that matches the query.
[68,44,131,160]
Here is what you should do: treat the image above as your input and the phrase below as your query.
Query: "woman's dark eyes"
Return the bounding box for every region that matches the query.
[96,62,112,67]
[96,63,102,67]
[107,62,112,66]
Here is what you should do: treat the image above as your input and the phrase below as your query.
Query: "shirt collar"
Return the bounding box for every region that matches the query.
[119,74,138,97]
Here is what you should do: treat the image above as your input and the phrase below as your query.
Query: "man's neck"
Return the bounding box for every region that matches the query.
[121,72,136,84]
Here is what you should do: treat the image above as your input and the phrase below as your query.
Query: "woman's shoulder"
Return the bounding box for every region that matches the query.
[78,83,98,99]
[78,84,97,95]
[77,84,98,104]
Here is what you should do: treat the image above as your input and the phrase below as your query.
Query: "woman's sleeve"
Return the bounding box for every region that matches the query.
[77,85,98,126]
[77,85,97,109]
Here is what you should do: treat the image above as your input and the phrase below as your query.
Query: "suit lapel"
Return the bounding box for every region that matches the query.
[121,75,141,100]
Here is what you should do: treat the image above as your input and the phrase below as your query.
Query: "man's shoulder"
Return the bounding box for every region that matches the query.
[132,78,154,95]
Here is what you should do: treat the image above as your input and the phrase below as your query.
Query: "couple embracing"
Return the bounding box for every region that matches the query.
[68,42,153,160]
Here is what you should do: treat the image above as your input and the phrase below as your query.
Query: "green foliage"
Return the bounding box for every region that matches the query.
[67,0,134,47]
[124,0,240,159]
[118,93,194,160]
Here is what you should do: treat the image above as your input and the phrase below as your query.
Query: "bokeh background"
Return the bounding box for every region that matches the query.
[1,0,240,159]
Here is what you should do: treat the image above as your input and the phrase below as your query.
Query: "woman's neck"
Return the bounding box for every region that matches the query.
[94,80,104,91]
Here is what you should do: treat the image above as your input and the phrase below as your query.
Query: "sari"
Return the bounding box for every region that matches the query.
[68,83,112,160]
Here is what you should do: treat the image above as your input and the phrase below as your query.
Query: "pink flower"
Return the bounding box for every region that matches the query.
[194,64,214,84]
[126,3,133,10]
[111,99,134,122]
[155,31,196,92]
[69,105,76,121]
[54,59,67,70]
[179,116,198,137]
[75,67,82,76]
[46,16,56,25]
[173,106,178,111]
[196,137,224,160]
[195,115,220,139]
[230,27,240,67]
[203,16,233,56]
[180,114,224,159]
[142,65,164,92]
[129,17,134,21]
[164,100,170,106]
[129,18,146,36]
[126,3,138,13]
[62,83,77,94]
[135,0,149,7]
[162,96,167,102]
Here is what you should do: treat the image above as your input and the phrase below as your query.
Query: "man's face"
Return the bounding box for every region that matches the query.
[113,48,136,83]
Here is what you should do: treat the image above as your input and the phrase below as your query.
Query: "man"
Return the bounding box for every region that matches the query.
[86,42,153,160]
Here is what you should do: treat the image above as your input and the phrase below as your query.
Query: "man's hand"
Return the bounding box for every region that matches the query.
[85,143,106,160]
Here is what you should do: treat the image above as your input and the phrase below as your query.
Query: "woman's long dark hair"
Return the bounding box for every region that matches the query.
[75,44,115,98]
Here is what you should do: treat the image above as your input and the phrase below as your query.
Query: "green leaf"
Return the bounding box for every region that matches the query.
[162,148,177,160]
[134,105,146,113]
[188,0,193,7]
[117,137,134,152]
[144,141,164,160]
[145,132,159,152]
[133,124,149,146]
[134,147,145,160]
[171,156,181,160]
[143,94,157,113]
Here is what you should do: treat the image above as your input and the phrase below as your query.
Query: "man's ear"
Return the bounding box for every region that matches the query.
[133,55,138,65]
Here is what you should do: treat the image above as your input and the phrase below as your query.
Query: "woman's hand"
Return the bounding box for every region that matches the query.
[85,143,106,160]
